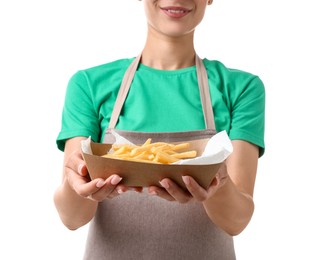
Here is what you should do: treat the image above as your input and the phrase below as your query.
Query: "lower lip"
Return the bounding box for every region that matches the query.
[161,9,189,18]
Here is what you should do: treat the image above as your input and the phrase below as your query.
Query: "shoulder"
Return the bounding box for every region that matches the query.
[204,58,263,82]
[76,58,135,80]
[85,58,134,72]
[63,58,135,100]
[66,57,135,91]
[203,59,266,156]
[203,58,265,96]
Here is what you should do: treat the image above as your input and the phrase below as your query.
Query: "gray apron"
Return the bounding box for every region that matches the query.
[83,55,236,260]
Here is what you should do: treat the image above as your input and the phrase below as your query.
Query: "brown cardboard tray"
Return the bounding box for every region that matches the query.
[82,139,221,190]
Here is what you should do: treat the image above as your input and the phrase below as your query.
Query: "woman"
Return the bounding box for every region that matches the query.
[54,0,265,259]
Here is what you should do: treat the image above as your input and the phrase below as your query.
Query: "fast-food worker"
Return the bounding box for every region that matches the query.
[54,0,265,259]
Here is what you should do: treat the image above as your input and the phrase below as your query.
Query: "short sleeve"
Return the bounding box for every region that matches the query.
[229,76,266,157]
[56,71,100,151]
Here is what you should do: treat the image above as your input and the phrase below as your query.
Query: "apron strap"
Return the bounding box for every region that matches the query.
[108,54,215,130]
[108,55,142,129]
[195,55,216,130]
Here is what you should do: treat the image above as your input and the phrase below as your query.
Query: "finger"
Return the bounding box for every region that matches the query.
[129,186,143,193]
[158,178,192,203]
[209,163,229,190]
[74,177,106,198]
[77,163,89,177]
[65,164,90,191]
[182,176,208,201]
[147,185,175,201]
[65,150,89,177]
[89,175,123,201]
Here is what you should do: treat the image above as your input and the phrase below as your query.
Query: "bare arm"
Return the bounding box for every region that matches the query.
[148,139,259,236]
[202,140,258,235]
[53,137,99,230]
[53,137,124,230]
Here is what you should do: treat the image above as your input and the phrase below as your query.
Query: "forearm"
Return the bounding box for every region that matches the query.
[203,177,254,236]
[54,178,98,230]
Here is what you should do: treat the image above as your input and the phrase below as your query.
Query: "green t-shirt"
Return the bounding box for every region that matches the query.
[57,58,265,156]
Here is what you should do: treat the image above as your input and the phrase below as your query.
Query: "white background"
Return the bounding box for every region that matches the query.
[1,0,322,259]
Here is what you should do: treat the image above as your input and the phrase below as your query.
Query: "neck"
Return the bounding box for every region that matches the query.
[140,29,196,70]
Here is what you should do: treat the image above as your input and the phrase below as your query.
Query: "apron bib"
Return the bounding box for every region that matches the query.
[104,54,216,144]
[83,54,236,260]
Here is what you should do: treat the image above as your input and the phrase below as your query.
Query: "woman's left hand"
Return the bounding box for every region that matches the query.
[147,162,229,203]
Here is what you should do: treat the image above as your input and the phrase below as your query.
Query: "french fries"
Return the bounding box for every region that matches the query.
[102,138,197,164]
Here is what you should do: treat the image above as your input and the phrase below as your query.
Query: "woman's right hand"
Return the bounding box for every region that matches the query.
[64,148,124,201]
[54,137,125,229]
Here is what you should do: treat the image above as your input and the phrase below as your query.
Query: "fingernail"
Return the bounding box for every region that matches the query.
[128,187,139,192]
[78,164,84,174]
[111,175,123,185]
[159,179,169,189]
[216,174,221,185]
[149,190,157,196]
[182,176,190,185]
[117,188,124,194]
[96,179,105,188]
